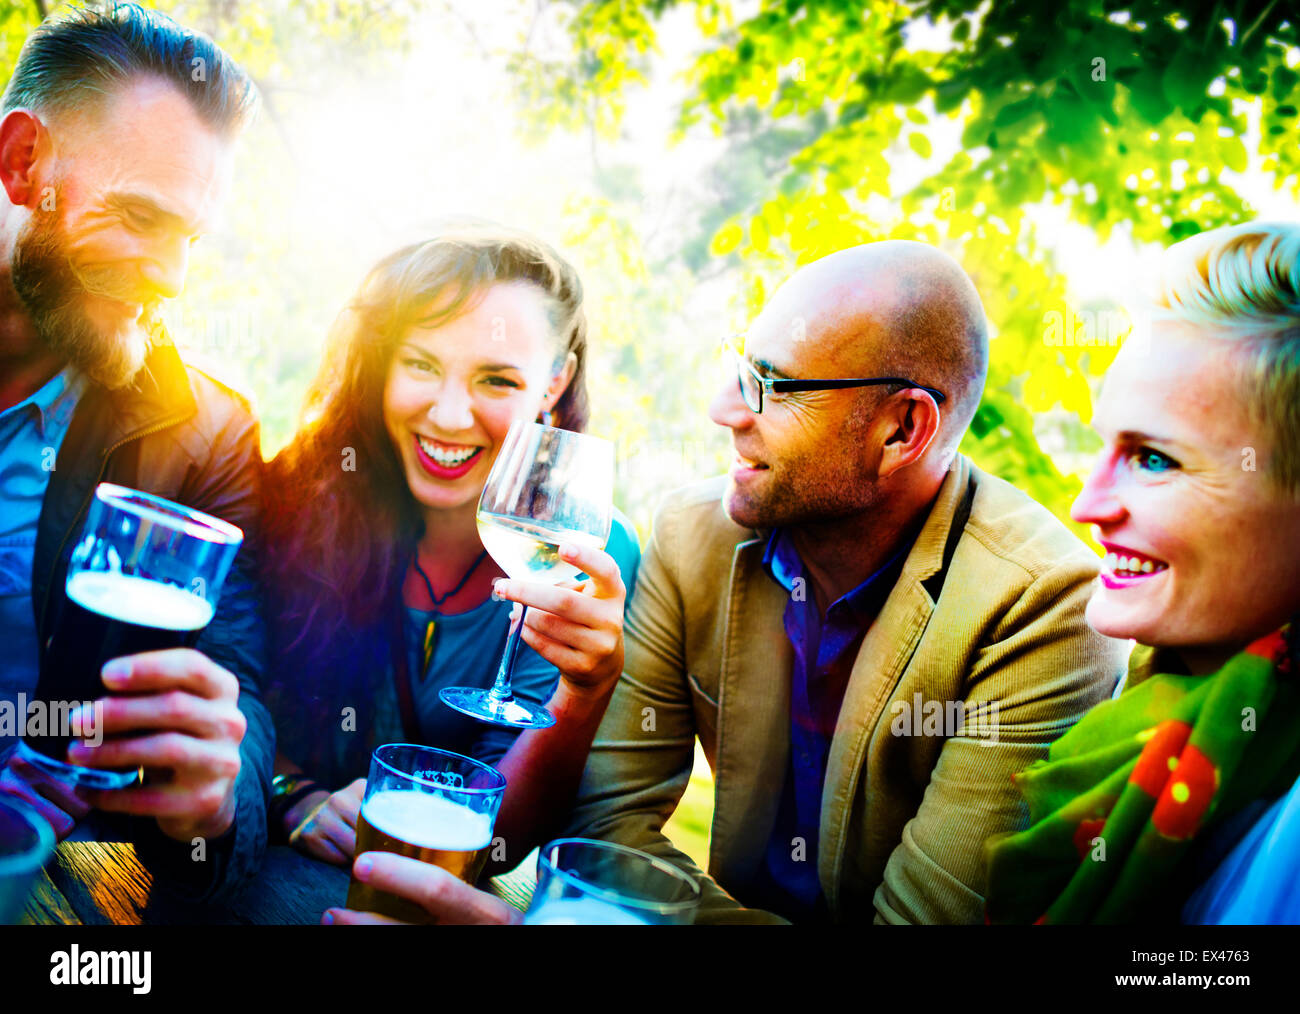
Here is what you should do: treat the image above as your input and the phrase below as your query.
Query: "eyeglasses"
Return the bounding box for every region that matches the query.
[720,334,947,415]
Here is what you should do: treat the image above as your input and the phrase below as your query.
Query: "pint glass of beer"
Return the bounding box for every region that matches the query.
[524,838,700,925]
[18,483,243,790]
[347,744,506,922]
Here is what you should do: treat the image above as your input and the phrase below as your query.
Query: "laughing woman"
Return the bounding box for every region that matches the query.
[985,221,1300,924]
[260,224,639,868]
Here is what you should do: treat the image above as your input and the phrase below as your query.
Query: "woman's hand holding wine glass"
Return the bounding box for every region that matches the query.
[440,421,620,728]
[492,540,626,702]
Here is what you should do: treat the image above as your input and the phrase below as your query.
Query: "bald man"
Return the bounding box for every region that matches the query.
[325,242,1127,927]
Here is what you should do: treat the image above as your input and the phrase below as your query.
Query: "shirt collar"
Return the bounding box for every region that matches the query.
[761,527,916,618]
[1,366,87,438]
[761,528,801,593]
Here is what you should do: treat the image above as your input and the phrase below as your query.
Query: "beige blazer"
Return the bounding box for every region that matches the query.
[565,455,1129,923]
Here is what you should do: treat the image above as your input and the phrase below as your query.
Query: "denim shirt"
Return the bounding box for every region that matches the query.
[0,367,87,738]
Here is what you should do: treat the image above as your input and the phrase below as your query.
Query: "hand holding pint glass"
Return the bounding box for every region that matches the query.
[18,483,244,805]
[329,834,701,925]
[346,745,506,923]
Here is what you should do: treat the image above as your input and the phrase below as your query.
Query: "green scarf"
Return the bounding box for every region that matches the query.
[985,626,1299,924]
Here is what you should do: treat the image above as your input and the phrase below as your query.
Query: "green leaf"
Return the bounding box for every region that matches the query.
[1128,68,1174,124]
[884,64,932,105]
[994,96,1038,129]
[1217,136,1248,173]
[908,132,932,158]
[839,100,869,126]
[934,76,970,114]
[709,222,743,255]
[1273,66,1298,101]
[1161,43,1216,118]
[1043,92,1095,147]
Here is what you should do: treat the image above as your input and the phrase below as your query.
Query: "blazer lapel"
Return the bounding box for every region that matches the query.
[817,456,973,910]
[709,536,795,887]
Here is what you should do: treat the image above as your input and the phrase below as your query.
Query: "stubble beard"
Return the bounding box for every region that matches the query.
[724,455,881,532]
[10,211,159,390]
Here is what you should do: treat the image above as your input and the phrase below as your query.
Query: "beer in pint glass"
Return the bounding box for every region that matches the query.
[346,744,506,922]
[19,483,242,790]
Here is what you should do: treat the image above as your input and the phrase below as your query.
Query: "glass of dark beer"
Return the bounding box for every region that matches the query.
[523,838,700,925]
[16,483,243,790]
[346,744,506,923]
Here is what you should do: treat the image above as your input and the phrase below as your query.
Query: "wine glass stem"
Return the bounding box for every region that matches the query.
[487,607,527,708]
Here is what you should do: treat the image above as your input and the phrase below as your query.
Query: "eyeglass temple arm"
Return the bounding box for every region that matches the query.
[769,377,947,403]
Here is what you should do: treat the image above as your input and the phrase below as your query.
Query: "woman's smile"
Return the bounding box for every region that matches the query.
[412,434,484,479]
[1098,540,1170,589]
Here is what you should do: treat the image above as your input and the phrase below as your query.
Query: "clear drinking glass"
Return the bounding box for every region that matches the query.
[524,838,701,925]
[346,744,507,923]
[440,421,615,729]
[0,796,55,925]
[16,482,243,790]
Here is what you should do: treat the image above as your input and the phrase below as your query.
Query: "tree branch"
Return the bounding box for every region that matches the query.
[522,0,544,56]
[1238,0,1278,49]
[438,0,491,60]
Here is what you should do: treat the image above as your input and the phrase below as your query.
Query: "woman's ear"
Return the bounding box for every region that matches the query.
[541,351,578,412]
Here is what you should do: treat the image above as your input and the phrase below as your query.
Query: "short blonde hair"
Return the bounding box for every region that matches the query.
[1155,221,1300,494]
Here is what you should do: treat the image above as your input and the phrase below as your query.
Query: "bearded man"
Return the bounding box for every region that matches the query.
[0,4,271,902]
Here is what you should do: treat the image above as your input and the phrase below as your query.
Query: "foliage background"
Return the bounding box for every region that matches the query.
[3,0,1297,869]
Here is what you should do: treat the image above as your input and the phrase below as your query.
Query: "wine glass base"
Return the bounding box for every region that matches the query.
[11,740,143,791]
[439,687,556,729]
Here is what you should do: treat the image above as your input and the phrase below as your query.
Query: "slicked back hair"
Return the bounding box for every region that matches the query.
[1,3,256,138]
[1155,221,1300,495]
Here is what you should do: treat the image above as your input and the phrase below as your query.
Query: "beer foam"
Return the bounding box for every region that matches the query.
[66,571,215,631]
[361,790,493,851]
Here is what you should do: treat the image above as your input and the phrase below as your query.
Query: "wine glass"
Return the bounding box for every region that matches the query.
[439,421,614,729]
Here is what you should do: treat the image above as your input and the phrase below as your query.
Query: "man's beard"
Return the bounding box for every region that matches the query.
[10,213,161,390]
[725,465,880,532]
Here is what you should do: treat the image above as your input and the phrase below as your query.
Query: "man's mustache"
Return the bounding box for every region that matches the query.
[72,262,161,310]
[17,227,159,312]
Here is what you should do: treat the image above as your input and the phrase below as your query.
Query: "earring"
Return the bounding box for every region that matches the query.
[539,409,554,427]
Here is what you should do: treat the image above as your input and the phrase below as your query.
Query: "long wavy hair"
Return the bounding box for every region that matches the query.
[262,223,590,776]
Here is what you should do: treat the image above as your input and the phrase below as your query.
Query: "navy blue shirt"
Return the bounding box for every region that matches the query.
[748,528,913,922]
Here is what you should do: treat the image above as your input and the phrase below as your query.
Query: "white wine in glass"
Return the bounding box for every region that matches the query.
[440,421,615,729]
[475,515,606,584]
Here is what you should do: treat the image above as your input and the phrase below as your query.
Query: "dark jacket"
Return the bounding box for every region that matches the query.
[32,339,273,903]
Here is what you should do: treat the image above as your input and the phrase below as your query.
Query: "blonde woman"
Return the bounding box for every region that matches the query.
[986,222,1300,924]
